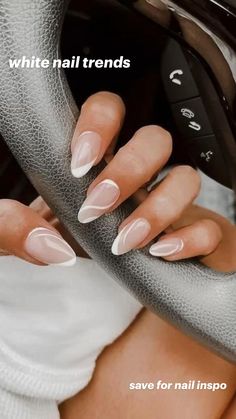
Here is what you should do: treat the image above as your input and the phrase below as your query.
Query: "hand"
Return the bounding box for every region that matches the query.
[1,91,235,271]
[0,198,76,266]
[72,91,236,272]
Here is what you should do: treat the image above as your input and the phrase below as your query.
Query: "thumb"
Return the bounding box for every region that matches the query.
[0,199,76,266]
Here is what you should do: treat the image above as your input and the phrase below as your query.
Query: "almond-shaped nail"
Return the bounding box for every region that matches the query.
[149,238,184,257]
[71,131,102,178]
[112,218,151,255]
[78,179,120,223]
[25,228,76,266]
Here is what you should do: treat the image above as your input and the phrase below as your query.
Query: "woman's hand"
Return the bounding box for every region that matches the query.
[1,91,235,271]
[0,198,76,266]
[72,91,231,268]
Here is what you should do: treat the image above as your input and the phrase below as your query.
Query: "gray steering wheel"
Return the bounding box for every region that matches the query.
[0,0,236,363]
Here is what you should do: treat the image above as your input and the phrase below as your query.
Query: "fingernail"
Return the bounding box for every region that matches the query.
[25,228,76,266]
[71,131,102,178]
[78,179,120,223]
[149,238,184,257]
[112,218,151,255]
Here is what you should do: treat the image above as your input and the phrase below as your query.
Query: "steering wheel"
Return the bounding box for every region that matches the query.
[0,0,236,363]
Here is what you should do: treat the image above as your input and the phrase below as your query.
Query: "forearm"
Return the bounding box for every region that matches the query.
[60,309,236,419]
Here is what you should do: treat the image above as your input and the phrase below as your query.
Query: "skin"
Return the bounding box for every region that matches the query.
[60,311,236,419]
[0,92,225,264]
[71,92,226,263]
[1,92,236,416]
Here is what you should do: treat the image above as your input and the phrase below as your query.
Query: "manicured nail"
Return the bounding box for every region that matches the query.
[25,227,76,266]
[149,238,184,257]
[78,179,120,223]
[71,131,102,178]
[112,218,151,255]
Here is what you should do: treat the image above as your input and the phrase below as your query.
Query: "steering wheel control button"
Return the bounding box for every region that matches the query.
[171,97,213,139]
[188,135,231,187]
[161,39,199,103]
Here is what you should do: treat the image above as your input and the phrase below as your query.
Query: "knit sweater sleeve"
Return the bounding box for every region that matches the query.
[0,256,141,419]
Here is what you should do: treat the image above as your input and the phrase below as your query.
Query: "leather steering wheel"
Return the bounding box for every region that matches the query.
[0,0,236,363]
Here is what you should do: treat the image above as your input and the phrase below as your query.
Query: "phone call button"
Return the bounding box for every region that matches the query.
[161,39,199,103]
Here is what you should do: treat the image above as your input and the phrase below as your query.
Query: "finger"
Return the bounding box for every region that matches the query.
[111,166,200,255]
[30,196,61,230]
[149,219,222,261]
[78,126,172,224]
[30,196,54,221]
[71,91,125,178]
[30,197,87,258]
[0,199,76,266]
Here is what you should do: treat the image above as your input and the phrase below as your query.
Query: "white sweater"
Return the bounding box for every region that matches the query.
[0,256,141,418]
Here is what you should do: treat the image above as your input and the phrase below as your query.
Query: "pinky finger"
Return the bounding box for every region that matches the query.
[149,219,222,261]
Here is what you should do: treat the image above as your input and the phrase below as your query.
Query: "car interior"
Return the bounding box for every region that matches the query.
[2,0,236,205]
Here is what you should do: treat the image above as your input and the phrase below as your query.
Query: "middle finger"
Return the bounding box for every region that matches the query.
[78,125,172,223]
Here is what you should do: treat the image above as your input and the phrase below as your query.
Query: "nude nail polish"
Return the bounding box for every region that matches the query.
[112,218,151,255]
[25,228,76,266]
[149,238,184,257]
[78,179,120,223]
[71,131,102,178]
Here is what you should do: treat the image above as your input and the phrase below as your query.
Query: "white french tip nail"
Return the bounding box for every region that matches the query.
[149,238,184,257]
[77,214,100,224]
[25,227,77,266]
[71,159,97,179]
[78,179,120,224]
[71,131,101,178]
[111,233,123,255]
[111,218,151,256]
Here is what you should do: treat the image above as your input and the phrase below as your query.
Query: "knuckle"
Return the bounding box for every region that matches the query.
[171,165,201,191]
[171,165,196,178]
[136,125,173,150]
[97,91,125,112]
[196,219,222,253]
[0,200,26,240]
[83,92,125,120]
[151,193,179,220]
[117,146,149,179]
[0,199,21,219]
[93,91,122,103]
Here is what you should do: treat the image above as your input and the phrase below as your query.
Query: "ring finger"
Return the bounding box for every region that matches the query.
[111,165,201,255]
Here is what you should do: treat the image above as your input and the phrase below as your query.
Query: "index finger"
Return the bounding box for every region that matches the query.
[71,92,125,178]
